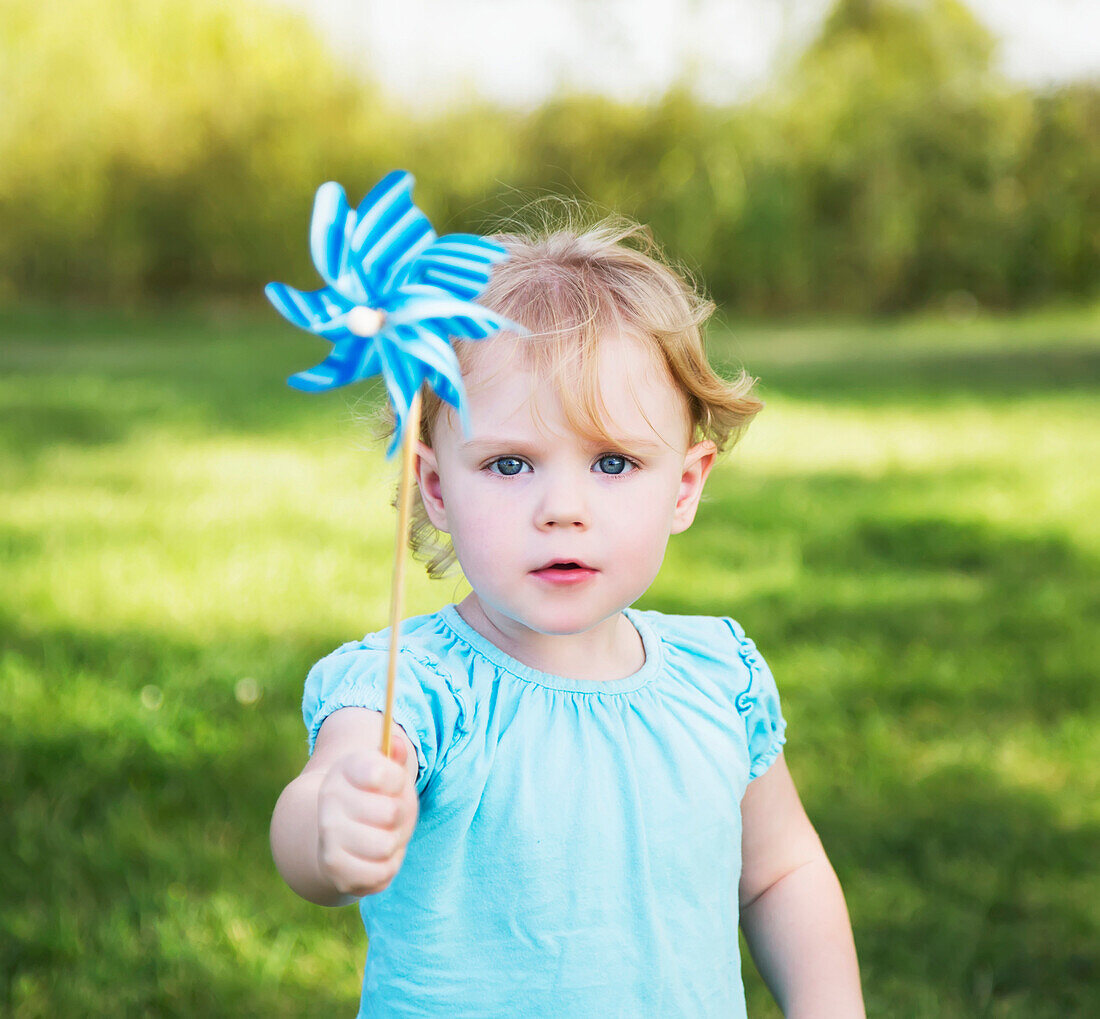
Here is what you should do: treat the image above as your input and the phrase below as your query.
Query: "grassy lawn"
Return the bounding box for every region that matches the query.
[1,302,1097,1016]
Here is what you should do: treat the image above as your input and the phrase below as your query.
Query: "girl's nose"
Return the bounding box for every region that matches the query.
[535,477,589,530]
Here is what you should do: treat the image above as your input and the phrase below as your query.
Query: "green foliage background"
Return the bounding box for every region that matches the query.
[2,0,1098,313]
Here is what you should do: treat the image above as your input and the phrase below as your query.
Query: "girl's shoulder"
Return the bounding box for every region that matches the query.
[627,607,763,663]
[631,609,786,779]
[301,607,473,765]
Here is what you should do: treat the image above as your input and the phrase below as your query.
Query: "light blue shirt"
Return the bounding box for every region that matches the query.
[303,604,786,1018]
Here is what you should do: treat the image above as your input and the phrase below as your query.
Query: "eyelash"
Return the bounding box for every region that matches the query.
[485,454,639,477]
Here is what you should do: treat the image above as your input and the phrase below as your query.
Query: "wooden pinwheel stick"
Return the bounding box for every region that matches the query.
[381,389,423,759]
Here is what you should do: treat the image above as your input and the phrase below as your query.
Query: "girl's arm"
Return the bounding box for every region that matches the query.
[270,707,419,907]
[738,754,866,1018]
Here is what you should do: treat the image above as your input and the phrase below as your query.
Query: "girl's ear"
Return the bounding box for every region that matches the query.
[670,440,717,535]
[415,442,450,533]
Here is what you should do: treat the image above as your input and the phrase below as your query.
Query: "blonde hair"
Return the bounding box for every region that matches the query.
[379,214,763,579]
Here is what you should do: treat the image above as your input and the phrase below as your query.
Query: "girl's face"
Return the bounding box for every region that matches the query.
[415,330,716,641]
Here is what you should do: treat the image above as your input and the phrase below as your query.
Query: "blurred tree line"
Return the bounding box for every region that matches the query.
[2,0,1097,314]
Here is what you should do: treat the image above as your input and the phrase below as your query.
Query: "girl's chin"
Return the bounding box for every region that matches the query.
[507,608,627,641]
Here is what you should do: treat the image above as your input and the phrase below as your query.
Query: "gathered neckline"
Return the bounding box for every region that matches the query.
[437,604,662,694]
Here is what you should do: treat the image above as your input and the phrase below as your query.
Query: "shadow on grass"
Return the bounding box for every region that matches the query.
[810,515,1083,575]
[0,619,364,1017]
[740,759,1100,1018]
[822,761,1099,1017]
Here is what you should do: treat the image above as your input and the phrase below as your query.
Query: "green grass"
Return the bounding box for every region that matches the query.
[2,302,1098,1016]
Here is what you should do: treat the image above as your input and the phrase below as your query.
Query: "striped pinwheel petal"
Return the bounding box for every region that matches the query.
[387,292,525,339]
[405,322,469,429]
[308,183,369,305]
[402,234,509,300]
[287,335,383,392]
[347,171,436,302]
[264,282,355,341]
[390,325,464,394]
[373,222,437,297]
[376,339,434,454]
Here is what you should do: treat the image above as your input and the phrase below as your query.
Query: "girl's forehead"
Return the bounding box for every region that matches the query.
[447,330,691,449]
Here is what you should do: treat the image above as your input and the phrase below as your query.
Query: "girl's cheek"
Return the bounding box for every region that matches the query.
[461,500,523,538]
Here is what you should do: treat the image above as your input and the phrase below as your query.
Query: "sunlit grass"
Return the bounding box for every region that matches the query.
[1,305,1097,1016]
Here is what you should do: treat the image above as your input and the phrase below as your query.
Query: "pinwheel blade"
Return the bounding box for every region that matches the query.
[265,282,355,341]
[377,341,433,455]
[390,325,464,396]
[309,183,368,305]
[403,234,510,301]
[387,292,524,340]
[347,171,437,302]
[287,336,383,392]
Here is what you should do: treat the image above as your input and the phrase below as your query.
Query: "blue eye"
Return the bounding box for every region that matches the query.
[489,457,529,476]
[595,454,633,475]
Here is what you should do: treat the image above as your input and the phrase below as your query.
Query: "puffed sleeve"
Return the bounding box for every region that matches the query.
[302,639,468,795]
[723,618,787,779]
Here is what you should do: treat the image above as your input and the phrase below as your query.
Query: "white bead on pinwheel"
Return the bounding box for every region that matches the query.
[345,305,386,337]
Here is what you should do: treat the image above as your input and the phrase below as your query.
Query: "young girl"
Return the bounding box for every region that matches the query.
[270,219,865,1017]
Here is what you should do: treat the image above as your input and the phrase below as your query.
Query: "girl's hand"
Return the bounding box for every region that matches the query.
[315,736,419,898]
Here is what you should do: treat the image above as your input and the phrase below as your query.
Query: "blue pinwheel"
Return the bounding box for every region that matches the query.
[267,170,522,760]
[265,170,522,453]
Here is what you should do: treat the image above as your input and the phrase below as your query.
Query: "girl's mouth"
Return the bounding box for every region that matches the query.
[531,561,597,585]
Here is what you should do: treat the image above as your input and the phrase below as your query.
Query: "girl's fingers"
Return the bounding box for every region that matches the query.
[346,790,404,830]
[336,822,406,865]
[325,847,400,898]
[387,732,410,767]
[339,750,407,796]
